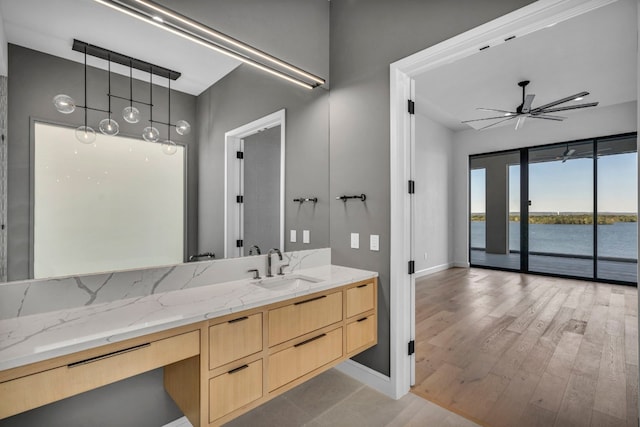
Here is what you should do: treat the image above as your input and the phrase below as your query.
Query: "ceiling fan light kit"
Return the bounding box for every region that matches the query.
[462,80,599,130]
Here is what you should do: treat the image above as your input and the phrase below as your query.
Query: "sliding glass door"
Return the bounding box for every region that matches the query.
[469,133,637,285]
[528,141,594,279]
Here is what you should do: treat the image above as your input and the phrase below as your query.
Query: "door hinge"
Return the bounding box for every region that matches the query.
[408,180,415,194]
[236,151,244,159]
[408,340,415,356]
[236,239,243,248]
[236,195,244,203]
[408,260,415,275]
[407,99,415,115]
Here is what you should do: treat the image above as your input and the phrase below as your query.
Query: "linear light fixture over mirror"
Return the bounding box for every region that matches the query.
[91,0,326,90]
[53,39,191,154]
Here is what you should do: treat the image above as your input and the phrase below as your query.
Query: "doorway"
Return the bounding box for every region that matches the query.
[389,0,638,403]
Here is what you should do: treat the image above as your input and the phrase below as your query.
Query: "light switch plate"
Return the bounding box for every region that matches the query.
[303,230,310,244]
[370,234,379,251]
[351,233,359,249]
[290,230,297,243]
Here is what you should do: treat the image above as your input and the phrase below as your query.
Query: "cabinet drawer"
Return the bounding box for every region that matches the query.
[268,327,342,392]
[269,292,342,346]
[346,281,375,318]
[209,360,263,422]
[347,314,377,354]
[209,313,262,369]
[0,330,200,419]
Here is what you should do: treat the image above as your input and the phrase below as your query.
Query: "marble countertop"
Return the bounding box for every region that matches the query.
[0,265,377,372]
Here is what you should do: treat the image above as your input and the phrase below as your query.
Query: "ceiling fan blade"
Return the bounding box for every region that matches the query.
[527,115,564,121]
[478,116,517,130]
[529,91,589,113]
[461,115,515,123]
[522,94,535,113]
[515,116,526,130]
[536,102,599,114]
[477,108,517,115]
[528,113,567,120]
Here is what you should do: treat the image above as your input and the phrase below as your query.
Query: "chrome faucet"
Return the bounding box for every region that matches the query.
[248,245,261,255]
[266,248,283,277]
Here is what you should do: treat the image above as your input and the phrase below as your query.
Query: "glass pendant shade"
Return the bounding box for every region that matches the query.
[53,94,76,114]
[161,140,178,155]
[123,106,141,123]
[142,126,160,142]
[99,118,120,136]
[75,126,96,144]
[175,120,191,136]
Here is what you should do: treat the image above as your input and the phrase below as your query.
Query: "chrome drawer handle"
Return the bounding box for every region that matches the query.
[68,343,150,368]
[294,333,326,347]
[228,316,249,324]
[228,364,249,374]
[294,295,326,306]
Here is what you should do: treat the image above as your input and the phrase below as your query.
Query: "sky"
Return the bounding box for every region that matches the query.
[471,152,637,214]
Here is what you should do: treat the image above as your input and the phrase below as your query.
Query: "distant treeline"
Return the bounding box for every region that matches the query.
[470,214,638,225]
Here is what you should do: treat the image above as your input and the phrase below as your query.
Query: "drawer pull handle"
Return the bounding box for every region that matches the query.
[294,295,327,305]
[294,333,326,347]
[357,284,368,288]
[228,364,249,374]
[228,316,249,324]
[357,317,368,322]
[68,343,150,368]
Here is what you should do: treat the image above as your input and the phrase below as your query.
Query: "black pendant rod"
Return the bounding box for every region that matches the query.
[129,60,133,108]
[149,68,153,124]
[83,46,88,128]
[167,77,171,139]
[107,54,112,118]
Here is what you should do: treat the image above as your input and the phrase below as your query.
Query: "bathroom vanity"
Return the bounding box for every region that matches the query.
[0,264,377,426]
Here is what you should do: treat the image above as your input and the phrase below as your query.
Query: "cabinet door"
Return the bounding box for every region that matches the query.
[209,313,262,369]
[209,360,263,422]
[346,314,377,354]
[269,292,342,346]
[346,281,375,318]
[268,328,343,391]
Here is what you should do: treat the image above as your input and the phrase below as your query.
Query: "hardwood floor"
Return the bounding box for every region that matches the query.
[412,267,638,427]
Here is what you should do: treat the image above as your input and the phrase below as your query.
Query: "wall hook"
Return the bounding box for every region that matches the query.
[336,194,366,202]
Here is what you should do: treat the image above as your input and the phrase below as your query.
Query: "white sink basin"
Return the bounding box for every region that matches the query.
[253,274,322,291]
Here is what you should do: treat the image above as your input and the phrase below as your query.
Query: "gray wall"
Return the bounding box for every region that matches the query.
[7,44,197,282]
[244,126,281,253]
[329,0,536,376]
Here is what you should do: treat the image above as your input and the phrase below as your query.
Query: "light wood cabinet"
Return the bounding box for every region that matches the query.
[346,314,377,354]
[209,360,263,422]
[346,281,376,318]
[268,291,343,346]
[268,327,343,392]
[0,329,200,419]
[209,313,262,369]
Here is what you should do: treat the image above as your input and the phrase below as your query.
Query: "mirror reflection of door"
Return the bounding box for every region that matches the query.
[242,126,281,255]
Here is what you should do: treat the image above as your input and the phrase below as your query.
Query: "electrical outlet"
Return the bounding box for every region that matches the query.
[350,233,359,249]
[370,234,379,251]
[303,230,310,244]
[290,230,297,243]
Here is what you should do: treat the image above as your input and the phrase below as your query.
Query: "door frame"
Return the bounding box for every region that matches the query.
[388,0,625,399]
[224,109,286,258]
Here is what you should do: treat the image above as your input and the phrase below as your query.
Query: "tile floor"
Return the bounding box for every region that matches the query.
[223,369,480,427]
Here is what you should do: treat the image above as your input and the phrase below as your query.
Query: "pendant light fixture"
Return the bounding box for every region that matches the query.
[122,60,141,123]
[142,68,160,143]
[75,46,96,144]
[161,77,178,155]
[53,93,76,114]
[98,55,120,136]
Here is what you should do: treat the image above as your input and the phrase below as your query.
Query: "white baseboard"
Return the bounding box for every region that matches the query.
[335,359,395,399]
[453,261,470,268]
[414,262,453,278]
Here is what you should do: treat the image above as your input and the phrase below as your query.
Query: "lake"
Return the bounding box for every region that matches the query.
[471,221,638,259]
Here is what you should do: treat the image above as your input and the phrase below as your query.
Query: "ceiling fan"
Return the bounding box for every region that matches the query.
[462,80,599,130]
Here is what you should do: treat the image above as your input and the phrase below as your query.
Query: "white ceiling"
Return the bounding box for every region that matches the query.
[415,0,637,131]
[0,0,242,95]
